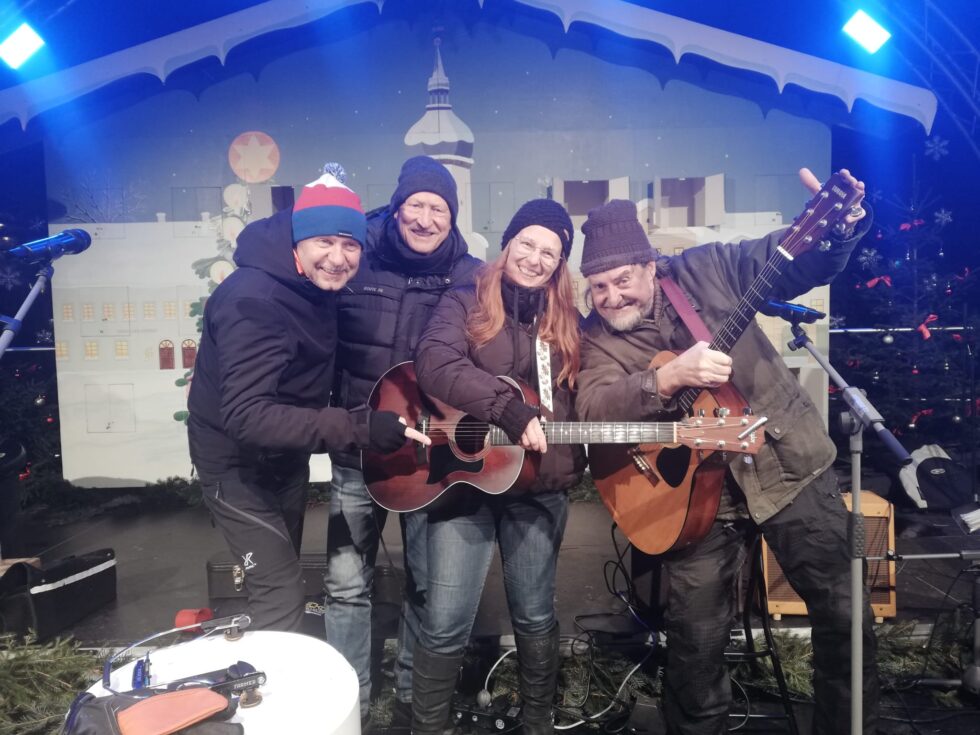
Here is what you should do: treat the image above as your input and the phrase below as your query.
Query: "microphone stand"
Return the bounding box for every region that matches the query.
[0,262,53,361]
[783,315,912,735]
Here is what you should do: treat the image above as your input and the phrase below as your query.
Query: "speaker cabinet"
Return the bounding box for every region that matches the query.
[762,491,896,622]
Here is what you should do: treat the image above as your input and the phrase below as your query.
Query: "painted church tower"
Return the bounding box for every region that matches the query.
[404,37,487,259]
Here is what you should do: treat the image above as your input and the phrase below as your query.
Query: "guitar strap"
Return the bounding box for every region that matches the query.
[659,277,713,343]
[534,334,554,412]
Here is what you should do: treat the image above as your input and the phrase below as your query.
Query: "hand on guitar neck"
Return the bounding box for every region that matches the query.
[655,340,733,396]
[800,167,867,232]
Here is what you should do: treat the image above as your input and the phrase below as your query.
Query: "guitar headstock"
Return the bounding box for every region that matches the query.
[675,418,763,455]
[779,172,863,258]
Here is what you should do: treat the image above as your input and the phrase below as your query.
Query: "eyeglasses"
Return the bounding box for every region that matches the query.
[511,237,562,269]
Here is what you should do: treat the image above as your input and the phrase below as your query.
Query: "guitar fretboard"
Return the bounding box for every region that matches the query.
[487,422,676,445]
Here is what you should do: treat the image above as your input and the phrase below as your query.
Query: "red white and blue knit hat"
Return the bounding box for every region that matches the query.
[292,172,367,246]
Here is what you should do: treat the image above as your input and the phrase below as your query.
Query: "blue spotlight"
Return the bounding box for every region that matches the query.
[0,23,45,70]
[843,10,891,54]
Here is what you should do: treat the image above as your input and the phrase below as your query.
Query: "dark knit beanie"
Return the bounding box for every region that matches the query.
[580,200,655,277]
[501,199,574,259]
[389,156,459,222]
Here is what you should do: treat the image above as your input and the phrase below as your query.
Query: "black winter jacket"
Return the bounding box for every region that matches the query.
[188,209,370,475]
[415,282,587,494]
[330,208,482,469]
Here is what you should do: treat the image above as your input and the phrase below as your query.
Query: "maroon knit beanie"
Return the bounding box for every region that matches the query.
[580,199,655,277]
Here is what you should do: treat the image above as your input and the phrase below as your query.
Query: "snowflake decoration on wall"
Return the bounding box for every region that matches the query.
[0,265,23,291]
[924,136,949,161]
[35,329,53,344]
[857,247,881,271]
[829,315,846,328]
[934,208,953,227]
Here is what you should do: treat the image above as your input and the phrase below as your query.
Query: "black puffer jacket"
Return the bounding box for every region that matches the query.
[415,281,586,494]
[188,209,370,474]
[330,208,482,469]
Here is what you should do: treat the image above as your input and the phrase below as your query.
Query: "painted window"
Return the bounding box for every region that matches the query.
[55,341,68,359]
[181,339,197,368]
[102,303,115,321]
[143,302,157,319]
[84,341,99,360]
[122,303,135,321]
[159,340,175,370]
[163,301,177,319]
[62,304,74,321]
[115,340,129,359]
[82,304,94,321]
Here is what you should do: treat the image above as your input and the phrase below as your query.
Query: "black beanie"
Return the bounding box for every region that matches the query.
[501,199,574,259]
[580,199,655,277]
[389,156,459,222]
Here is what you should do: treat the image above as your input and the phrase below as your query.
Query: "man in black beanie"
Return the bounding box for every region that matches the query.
[326,155,482,726]
[575,169,881,735]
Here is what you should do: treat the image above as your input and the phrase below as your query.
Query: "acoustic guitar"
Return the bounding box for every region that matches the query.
[588,172,863,555]
[363,361,763,512]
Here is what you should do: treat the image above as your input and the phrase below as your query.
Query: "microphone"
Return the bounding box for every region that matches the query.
[761,299,826,324]
[3,229,92,263]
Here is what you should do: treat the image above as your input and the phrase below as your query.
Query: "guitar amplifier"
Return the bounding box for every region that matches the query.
[762,491,896,621]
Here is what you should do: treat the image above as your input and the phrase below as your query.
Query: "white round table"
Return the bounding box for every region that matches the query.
[88,631,360,734]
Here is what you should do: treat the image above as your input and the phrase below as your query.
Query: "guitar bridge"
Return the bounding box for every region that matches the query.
[628,446,660,487]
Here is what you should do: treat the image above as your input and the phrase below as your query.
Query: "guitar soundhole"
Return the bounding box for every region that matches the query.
[453,414,491,456]
[427,444,484,484]
[655,445,691,487]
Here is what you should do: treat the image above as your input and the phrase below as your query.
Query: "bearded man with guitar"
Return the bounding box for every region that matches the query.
[575,169,878,735]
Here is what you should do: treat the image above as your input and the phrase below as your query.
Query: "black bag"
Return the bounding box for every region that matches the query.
[898,445,972,510]
[205,550,326,604]
[0,548,116,640]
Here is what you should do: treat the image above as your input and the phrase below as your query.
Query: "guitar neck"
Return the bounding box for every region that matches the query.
[488,422,677,445]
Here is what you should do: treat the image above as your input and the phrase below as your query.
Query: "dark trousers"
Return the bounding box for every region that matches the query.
[661,471,879,735]
[199,460,310,632]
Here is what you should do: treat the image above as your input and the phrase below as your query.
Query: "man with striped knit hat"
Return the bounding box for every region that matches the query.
[188,170,428,632]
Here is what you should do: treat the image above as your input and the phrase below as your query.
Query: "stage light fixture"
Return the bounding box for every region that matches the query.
[0,23,45,70]
[843,10,891,54]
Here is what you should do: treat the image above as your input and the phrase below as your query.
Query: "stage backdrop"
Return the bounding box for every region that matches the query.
[37,14,835,486]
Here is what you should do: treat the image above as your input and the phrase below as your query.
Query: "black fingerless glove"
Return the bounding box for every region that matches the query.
[496,398,540,444]
[369,410,407,454]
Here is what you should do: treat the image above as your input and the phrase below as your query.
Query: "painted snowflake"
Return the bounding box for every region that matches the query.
[924,136,949,161]
[0,265,23,291]
[857,247,881,271]
[34,329,53,344]
[829,314,846,328]
[934,208,953,227]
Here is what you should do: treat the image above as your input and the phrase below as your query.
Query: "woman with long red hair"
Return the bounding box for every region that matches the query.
[411,199,585,735]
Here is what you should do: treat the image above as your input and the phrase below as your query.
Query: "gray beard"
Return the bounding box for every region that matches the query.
[602,293,656,333]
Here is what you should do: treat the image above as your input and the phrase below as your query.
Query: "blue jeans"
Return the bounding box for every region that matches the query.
[420,490,568,654]
[325,465,426,715]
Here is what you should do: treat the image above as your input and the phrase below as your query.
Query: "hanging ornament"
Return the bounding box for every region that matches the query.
[872,370,880,384]
[952,415,962,424]
[944,360,950,373]
[911,364,919,375]
[945,281,953,296]
[34,395,46,406]
[905,247,911,261]
[882,333,895,345]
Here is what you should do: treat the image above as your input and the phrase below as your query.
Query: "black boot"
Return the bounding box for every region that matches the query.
[515,623,560,735]
[411,645,464,735]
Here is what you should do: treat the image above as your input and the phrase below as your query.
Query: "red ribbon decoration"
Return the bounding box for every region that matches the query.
[866,275,892,288]
[917,314,938,340]
[899,219,925,231]
[954,267,971,282]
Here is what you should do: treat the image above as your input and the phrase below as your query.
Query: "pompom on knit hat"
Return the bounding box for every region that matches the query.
[292,170,366,246]
[389,156,459,222]
[580,199,655,277]
[501,199,574,260]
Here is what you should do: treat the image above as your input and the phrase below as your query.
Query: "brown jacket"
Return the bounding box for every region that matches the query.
[576,221,868,523]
